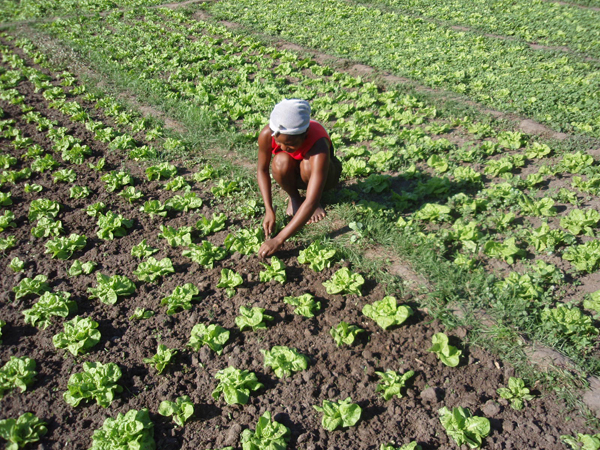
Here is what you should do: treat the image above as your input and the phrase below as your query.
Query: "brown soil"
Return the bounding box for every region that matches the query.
[0,42,598,450]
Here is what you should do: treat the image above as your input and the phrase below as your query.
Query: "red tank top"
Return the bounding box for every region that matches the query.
[271,120,331,161]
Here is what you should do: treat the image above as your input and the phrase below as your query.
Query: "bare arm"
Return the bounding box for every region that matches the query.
[257,125,276,236]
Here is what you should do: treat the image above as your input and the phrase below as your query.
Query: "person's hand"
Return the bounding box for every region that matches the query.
[262,210,276,238]
[258,238,282,259]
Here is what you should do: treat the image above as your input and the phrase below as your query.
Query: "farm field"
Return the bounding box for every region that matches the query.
[0,0,600,449]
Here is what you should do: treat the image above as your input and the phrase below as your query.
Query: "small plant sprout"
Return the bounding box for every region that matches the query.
[133,257,175,282]
[217,268,243,298]
[52,316,101,356]
[129,308,154,321]
[497,377,535,410]
[240,411,291,450]
[313,397,362,431]
[438,406,490,449]
[44,233,87,259]
[0,412,47,450]
[380,442,422,450]
[158,225,193,248]
[375,370,415,400]
[68,260,96,277]
[87,273,136,305]
[143,344,177,374]
[195,213,227,236]
[64,362,123,407]
[22,291,77,329]
[89,409,154,449]
[119,186,143,203]
[323,267,364,296]
[259,256,287,284]
[297,241,336,271]
[362,296,413,330]
[212,366,263,405]
[330,321,364,347]
[182,241,228,268]
[561,433,600,450]
[188,324,230,355]
[161,283,200,315]
[235,306,274,331]
[158,395,194,427]
[283,293,321,318]
[261,346,309,379]
[8,257,24,272]
[0,356,37,398]
[428,332,462,367]
[131,239,158,259]
[13,275,50,300]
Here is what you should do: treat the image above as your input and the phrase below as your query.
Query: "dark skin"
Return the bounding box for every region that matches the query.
[257,123,331,258]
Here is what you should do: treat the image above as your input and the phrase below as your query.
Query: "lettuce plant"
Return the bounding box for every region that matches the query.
[188,323,230,355]
[64,362,123,407]
[283,293,321,318]
[297,241,336,272]
[224,227,262,255]
[146,162,177,180]
[0,192,12,206]
[165,191,202,211]
[375,370,415,401]
[129,308,154,321]
[313,397,362,431]
[8,257,24,273]
[28,198,60,221]
[235,306,273,331]
[68,260,96,277]
[261,346,309,379]
[0,210,16,231]
[97,211,133,240]
[563,240,600,273]
[561,433,600,450]
[259,256,286,284]
[118,186,143,203]
[0,235,16,251]
[217,268,243,298]
[44,233,87,259]
[196,213,227,236]
[158,225,192,247]
[143,344,177,374]
[362,296,413,330]
[560,209,600,236]
[211,179,240,197]
[134,257,175,282]
[30,217,63,238]
[183,241,228,268]
[330,321,364,347]
[89,409,154,450]
[0,412,47,450]
[483,237,524,264]
[539,304,598,349]
[212,366,263,405]
[240,411,290,450]
[69,185,91,199]
[139,199,169,218]
[380,442,421,450]
[53,316,101,355]
[52,168,77,183]
[22,291,77,329]
[496,377,535,410]
[428,332,461,367]
[0,356,37,398]
[101,170,133,192]
[131,239,158,259]
[323,267,364,296]
[85,201,106,217]
[13,275,49,300]
[88,273,136,305]
[161,283,200,314]
[438,406,490,449]
[193,164,216,182]
[159,395,194,427]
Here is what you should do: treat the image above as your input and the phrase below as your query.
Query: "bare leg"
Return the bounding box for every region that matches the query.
[299,158,327,224]
[272,152,304,217]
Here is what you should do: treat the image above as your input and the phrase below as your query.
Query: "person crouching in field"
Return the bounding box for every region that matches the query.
[257,99,342,258]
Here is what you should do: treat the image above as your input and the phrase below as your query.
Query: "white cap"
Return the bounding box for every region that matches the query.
[269,99,311,136]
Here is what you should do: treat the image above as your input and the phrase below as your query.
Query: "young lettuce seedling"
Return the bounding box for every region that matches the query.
[188,324,230,355]
[212,366,263,405]
[89,409,154,450]
[330,321,364,347]
[0,412,47,450]
[143,344,177,374]
[0,356,37,398]
[313,397,362,431]
[259,256,286,284]
[261,346,309,379]
[161,283,200,314]
[438,406,490,449]
[297,241,336,272]
[53,316,101,356]
[32,216,64,238]
[131,239,158,259]
[217,268,243,298]
[240,411,291,450]
[561,433,600,450]
[375,370,415,401]
[22,291,77,329]
[283,293,321,318]
[87,273,136,305]
[64,362,123,407]
[158,395,194,427]
[13,275,50,300]
[362,296,413,330]
[323,267,364,296]
[134,257,175,282]
[428,332,462,367]
[496,377,535,410]
[183,241,228,268]
[235,306,274,331]
[380,442,422,450]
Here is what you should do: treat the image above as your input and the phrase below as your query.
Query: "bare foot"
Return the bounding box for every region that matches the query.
[307,205,326,224]
[286,196,304,217]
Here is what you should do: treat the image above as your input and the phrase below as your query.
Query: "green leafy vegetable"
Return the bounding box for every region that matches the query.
[68,260,96,277]
[161,283,200,314]
[261,346,309,379]
[298,241,336,271]
[129,308,154,321]
[64,361,123,407]
[375,370,415,401]
[139,199,169,218]
[52,316,101,355]
[240,411,290,450]
[188,323,230,355]
[428,332,462,367]
[13,274,49,300]
[158,225,192,247]
[165,191,202,211]
[96,211,133,240]
[217,268,243,298]
[362,296,413,330]
[561,433,600,450]
[224,227,263,255]
[85,201,106,217]
[44,233,86,259]
[497,377,535,410]
[146,162,177,180]
[22,291,77,329]
[0,412,47,450]
[563,240,600,272]
[30,217,63,238]
[158,395,194,427]
[0,210,16,231]
[235,306,274,331]
[212,366,263,405]
[259,256,286,284]
[196,213,227,236]
[182,241,228,268]
[89,409,154,450]
[8,257,24,272]
[134,257,175,282]
[313,397,362,431]
[101,170,133,192]
[118,186,143,203]
[283,293,321,318]
[330,321,364,347]
[323,267,364,296]
[28,198,60,221]
[438,406,490,449]
[131,239,158,258]
[0,356,37,398]
[143,344,177,374]
[88,273,136,305]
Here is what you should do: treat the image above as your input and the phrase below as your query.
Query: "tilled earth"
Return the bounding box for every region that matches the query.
[0,37,597,450]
